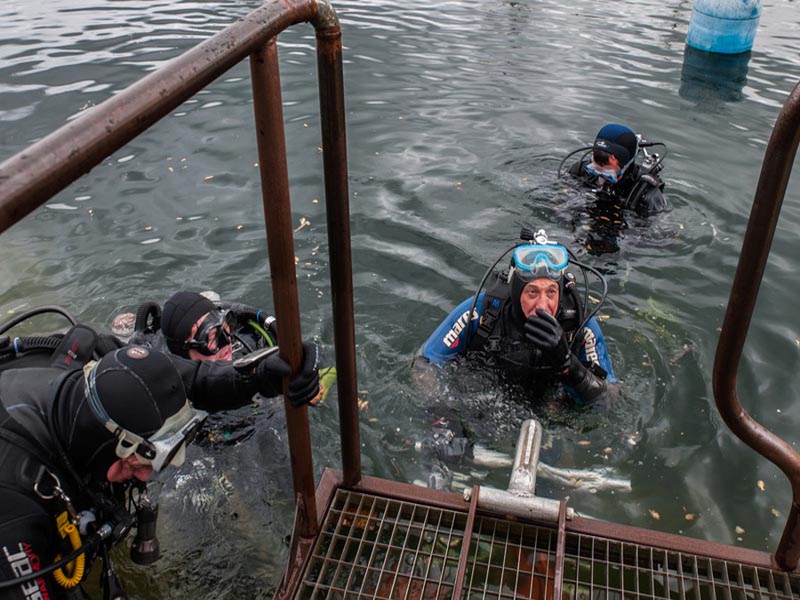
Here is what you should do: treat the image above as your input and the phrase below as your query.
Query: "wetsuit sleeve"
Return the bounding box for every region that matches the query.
[579,318,617,383]
[169,356,260,412]
[0,492,61,600]
[563,318,617,407]
[420,296,483,365]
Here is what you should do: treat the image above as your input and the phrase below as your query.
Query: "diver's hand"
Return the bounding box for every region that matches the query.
[255,341,319,407]
[254,351,291,397]
[524,309,571,370]
[288,341,320,407]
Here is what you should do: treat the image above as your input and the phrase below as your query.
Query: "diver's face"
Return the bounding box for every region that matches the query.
[107,455,153,483]
[186,313,233,361]
[520,278,559,318]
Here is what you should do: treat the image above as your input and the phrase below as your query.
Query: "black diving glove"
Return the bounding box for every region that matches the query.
[255,341,320,407]
[524,309,571,372]
[562,354,609,407]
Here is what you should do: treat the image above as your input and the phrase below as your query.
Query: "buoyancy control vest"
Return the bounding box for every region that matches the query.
[466,271,584,379]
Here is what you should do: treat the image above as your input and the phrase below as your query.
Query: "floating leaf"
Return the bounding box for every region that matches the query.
[648,509,660,520]
[294,217,311,233]
[670,343,696,365]
[757,480,766,491]
[735,526,745,535]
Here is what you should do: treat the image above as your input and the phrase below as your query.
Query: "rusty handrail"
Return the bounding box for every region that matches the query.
[0,0,361,547]
[713,81,800,571]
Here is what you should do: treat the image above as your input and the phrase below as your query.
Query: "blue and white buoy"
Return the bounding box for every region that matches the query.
[687,0,761,54]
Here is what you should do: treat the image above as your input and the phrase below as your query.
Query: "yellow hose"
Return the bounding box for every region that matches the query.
[53,523,85,588]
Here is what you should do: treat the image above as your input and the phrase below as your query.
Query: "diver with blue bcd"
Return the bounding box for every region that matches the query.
[417,228,616,408]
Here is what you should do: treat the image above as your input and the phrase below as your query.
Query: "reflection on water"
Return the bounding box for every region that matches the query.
[2,0,800,597]
[680,44,751,105]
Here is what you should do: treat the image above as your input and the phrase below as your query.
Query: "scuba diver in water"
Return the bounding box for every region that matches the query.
[417,228,616,406]
[0,309,319,600]
[134,291,335,404]
[123,290,278,361]
[412,229,617,489]
[562,123,668,217]
[559,123,668,255]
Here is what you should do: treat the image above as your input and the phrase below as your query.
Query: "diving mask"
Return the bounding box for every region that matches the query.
[585,161,622,185]
[183,309,235,356]
[512,243,569,282]
[84,362,208,472]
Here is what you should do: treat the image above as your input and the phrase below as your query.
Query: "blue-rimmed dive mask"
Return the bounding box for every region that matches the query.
[585,161,622,185]
[511,243,569,282]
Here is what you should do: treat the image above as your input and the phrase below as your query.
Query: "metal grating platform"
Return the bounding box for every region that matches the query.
[295,490,800,600]
[561,534,800,600]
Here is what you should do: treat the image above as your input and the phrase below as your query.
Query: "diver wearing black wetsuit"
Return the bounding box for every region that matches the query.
[566,123,668,218]
[0,321,318,600]
[130,291,277,361]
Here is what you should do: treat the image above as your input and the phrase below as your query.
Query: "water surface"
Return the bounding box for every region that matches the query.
[2,0,800,597]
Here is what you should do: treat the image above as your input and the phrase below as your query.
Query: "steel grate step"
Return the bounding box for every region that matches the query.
[295,489,800,600]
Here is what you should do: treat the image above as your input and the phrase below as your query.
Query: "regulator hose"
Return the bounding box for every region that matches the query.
[0,306,78,336]
[0,335,62,360]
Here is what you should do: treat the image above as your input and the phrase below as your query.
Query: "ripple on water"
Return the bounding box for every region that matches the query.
[2,0,800,592]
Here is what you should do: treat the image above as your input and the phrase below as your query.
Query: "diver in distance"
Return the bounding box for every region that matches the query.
[0,310,319,600]
[561,123,668,217]
[559,123,669,255]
